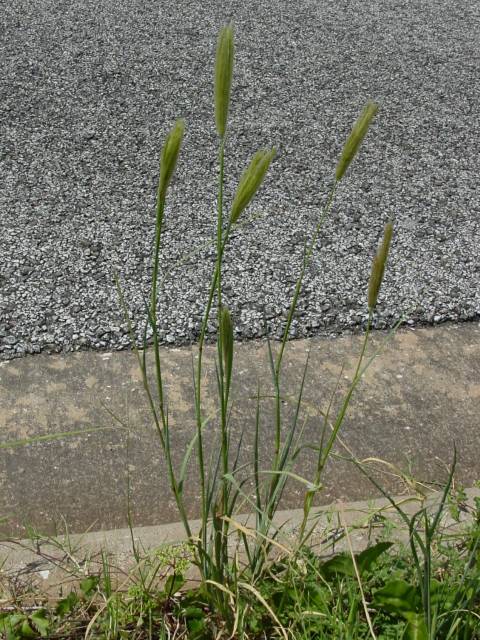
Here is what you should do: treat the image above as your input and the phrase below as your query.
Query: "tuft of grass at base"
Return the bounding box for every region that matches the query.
[1,486,479,639]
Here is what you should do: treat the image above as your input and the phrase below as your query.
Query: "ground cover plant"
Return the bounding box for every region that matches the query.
[1,486,479,639]
[1,23,479,640]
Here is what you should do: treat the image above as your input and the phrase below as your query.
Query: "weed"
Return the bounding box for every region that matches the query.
[114,22,387,630]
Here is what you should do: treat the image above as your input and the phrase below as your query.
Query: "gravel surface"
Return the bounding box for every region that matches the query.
[1,0,479,359]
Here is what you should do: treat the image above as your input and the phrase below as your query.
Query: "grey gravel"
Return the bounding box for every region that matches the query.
[1,0,479,359]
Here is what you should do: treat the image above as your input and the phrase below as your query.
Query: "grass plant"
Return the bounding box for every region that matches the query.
[112,22,478,639]
[115,21,387,625]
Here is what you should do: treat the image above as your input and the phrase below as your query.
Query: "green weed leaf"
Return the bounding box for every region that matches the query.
[374,579,420,615]
[30,611,50,637]
[321,541,393,579]
[0,613,25,638]
[404,614,428,640]
[55,592,79,617]
[19,619,36,638]
[357,541,393,573]
[182,606,204,619]
[321,553,355,578]
[80,575,99,598]
[165,573,185,596]
[186,613,207,639]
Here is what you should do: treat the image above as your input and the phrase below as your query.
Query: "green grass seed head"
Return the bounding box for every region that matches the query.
[335,101,378,182]
[158,119,185,199]
[230,148,276,224]
[215,24,234,137]
[368,221,393,310]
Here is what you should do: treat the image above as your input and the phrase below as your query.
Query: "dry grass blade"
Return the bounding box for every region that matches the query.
[222,515,293,557]
[239,581,289,640]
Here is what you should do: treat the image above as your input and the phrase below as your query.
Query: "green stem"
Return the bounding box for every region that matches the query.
[215,135,229,583]
[217,137,229,480]
[265,183,338,526]
[297,305,373,546]
[150,191,166,422]
[319,310,372,473]
[298,316,373,547]
[150,186,164,328]
[275,183,337,376]
[194,135,232,579]
[117,184,193,541]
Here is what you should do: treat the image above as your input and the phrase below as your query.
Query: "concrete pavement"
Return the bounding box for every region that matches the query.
[0,321,479,537]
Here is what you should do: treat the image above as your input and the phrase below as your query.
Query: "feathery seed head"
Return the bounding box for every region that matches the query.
[230,148,276,224]
[368,221,394,310]
[335,101,378,182]
[215,24,234,137]
[158,119,185,199]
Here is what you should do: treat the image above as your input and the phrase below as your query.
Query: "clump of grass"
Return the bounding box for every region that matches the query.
[1,488,479,638]
[113,21,390,630]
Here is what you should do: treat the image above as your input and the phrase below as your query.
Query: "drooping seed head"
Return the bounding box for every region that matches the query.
[335,101,378,182]
[158,119,185,200]
[230,148,276,224]
[368,221,394,310]
[219,305,234,384]
[215,24,234,138]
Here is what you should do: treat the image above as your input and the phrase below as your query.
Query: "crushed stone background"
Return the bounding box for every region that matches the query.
[1,0,479,358]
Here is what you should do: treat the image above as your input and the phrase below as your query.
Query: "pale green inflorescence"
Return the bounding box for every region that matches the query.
[230,148,276,224]
[336,101,378,182]
[215,24,234,138]
[368,221,394,310]
[158,119,185,200]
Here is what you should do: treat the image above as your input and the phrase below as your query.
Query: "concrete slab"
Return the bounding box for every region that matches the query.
[0,321,479,537]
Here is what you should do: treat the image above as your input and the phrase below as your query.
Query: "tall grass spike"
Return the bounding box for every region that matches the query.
[215,24,234,137]
[336,101,378,181]
[368,221,393,310]
[158,119,185,199]
[230,148,276,224]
